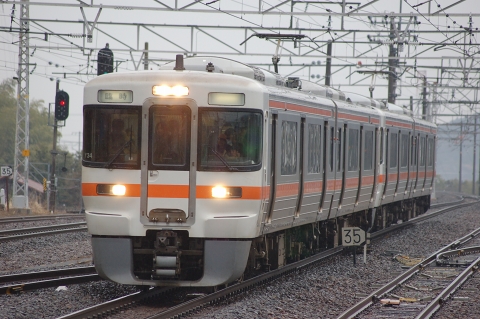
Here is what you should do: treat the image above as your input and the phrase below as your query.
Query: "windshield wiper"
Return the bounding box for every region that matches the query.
[210,147,238,172]
[103,139,133,169]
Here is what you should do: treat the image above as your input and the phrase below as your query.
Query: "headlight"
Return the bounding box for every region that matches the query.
[211,186,242,199]
[152,85,189,96]
[111,185,126,196]
[96,184,126,196]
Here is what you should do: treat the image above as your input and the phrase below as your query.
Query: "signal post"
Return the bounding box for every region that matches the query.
[50,81,69,213]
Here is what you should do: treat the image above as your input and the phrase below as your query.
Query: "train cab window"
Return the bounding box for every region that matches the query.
[347,129,359,171]
[198,108,262,172]
[150,106,191,169]
[400,134,409,168]
[364,130,374,170]
[427,138,434,166]
[389,133,398,168]
[308,124,321,174]
[83,106,141,169]
[419,136,426,167]
[281,121,298,175]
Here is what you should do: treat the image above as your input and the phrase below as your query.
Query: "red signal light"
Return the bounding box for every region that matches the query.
[59,100,65,106]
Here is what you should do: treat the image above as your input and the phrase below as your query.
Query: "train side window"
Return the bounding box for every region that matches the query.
[281,120,297,175]
[364,130,374,170]
[427,137,434,166]
[389,133,398,168]
[419,136,426,166]
[400,134,408,168]
[308,124,321,174]
[347,128,359,171]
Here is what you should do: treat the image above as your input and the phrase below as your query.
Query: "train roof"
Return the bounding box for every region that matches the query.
[160,56,433,122]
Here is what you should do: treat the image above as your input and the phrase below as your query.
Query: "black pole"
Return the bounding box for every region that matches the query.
[325,41,332,86]
[422,77,428,120]
[474,116,477,195]
[459,119,463,193]
[387,20,397,104]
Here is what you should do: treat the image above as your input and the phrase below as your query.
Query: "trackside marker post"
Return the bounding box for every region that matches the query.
[342,227,366,266]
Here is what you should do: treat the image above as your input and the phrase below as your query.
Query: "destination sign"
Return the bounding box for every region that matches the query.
[98,90,133,103]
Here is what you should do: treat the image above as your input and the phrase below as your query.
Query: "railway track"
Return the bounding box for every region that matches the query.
[337,227,480,318]
[56,196,476,319]
[0,266,99,294]
[0,222,87,242]
[0,214,85,224]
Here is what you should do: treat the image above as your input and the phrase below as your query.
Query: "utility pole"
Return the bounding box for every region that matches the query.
[12,0,30,213]
[473,115,477,195]
[459,118,463,193]
[325,40,332,86]
[387,18,398,104]
[144,42,149,70]
[422,77,428,120]
[50,81,59,213]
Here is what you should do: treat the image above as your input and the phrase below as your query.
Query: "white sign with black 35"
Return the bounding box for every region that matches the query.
[1,166,12,177]
[342,227,366,246]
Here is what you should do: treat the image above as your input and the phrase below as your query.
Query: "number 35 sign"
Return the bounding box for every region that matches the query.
[342,227,366,246]
[1,166,13,177]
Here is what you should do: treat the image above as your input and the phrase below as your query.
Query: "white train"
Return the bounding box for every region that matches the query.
[82,55,436,287]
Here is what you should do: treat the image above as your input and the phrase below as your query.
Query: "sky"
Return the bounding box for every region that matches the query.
[0,0,478,157]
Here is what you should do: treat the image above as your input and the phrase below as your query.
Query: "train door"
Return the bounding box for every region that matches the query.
[426,136,435,191]
[356,126,375,212]
[324,119,340,219]
[296,117,324,223]
[338,123,360,215]
[418,135,427,193]
[397,132,410,199]
[409,133,419,196]
[141,104,192,225]
[372,127,385,208]
[266,112,301,230]
[383,128,399,204]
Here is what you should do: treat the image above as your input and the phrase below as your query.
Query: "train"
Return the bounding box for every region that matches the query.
[82,55,436,287]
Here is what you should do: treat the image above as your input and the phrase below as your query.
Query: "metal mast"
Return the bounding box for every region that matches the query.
[12,0,30,212]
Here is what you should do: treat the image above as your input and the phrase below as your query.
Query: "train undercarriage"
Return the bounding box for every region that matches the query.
[125,195,430,286]
[243,195,431,278]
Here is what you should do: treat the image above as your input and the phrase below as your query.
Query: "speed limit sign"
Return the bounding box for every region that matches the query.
[342,227,366,246]
[1,166,12,177]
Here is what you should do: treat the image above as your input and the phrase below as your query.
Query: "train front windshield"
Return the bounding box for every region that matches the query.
[198,109,262,172]
[83,106,141,169]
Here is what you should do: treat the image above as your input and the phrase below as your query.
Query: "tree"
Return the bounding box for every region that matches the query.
[0,79,82,211]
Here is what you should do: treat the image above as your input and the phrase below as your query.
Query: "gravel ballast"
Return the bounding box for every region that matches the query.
[1,194,479,319]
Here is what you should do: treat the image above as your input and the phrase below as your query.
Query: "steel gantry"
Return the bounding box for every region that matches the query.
[12,0,31,212]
